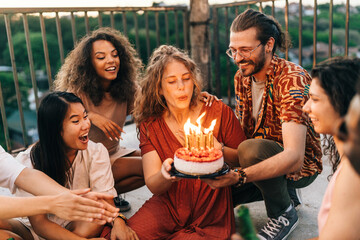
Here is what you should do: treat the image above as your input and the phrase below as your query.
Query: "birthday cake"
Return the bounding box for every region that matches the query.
[173,113,223,175]
[174,147,223,175]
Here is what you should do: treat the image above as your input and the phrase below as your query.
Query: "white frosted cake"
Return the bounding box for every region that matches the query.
[174,147,223,175]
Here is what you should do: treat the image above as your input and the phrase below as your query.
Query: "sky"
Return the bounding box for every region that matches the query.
[0,0,356,8]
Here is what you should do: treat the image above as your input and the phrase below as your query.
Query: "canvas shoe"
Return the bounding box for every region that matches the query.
[114,194,131,212]
[257,205,299,240]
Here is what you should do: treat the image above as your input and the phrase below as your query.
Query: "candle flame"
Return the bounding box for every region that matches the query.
[182,113,217,150]
[184,119,191,135]
[204,119,216,134]
[183,114,216,134]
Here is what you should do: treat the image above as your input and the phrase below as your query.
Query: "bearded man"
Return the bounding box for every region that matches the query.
[204,9,322,240]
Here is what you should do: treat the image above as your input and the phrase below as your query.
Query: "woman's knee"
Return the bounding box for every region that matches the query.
[112,157,143,178]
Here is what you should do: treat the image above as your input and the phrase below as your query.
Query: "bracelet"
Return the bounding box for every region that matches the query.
[220,142,224,153]
[112,212,128,226]
[234,168,247,187]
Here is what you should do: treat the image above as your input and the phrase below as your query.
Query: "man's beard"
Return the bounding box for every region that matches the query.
[237,48,266,77]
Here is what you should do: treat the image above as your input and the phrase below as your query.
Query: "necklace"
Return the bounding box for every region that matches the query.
[172,122,185,136]
[165,117,185,137]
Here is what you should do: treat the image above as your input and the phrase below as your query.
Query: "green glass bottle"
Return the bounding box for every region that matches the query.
[235,205,259,240]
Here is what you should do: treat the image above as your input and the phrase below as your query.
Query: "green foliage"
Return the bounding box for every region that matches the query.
[350,14,360,33]
[0,72,30,113]
[0,3,359,99]
[2,32,61,75]
[0,72,30,150]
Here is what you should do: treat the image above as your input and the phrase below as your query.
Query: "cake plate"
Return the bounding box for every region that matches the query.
[170,162,230,179]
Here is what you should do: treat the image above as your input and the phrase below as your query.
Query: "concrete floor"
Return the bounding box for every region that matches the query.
[117,123,331,240]
[0,122,331,239]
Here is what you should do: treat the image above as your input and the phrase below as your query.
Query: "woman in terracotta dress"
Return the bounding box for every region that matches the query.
[129,45,246,239]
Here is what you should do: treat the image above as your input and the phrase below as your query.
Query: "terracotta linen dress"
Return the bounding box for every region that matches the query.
[128,101,246,240]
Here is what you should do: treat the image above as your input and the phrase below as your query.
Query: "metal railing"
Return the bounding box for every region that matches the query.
[0,6,189,152]
[210,0,352,106]
[0,0,354,152]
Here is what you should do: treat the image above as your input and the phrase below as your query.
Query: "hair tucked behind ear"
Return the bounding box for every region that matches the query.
[311,57,360,176]
[30,91,83,186]
[231,9,291,54]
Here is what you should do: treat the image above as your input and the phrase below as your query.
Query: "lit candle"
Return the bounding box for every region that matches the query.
[185,134,189,150]
[197,134,200,149]
[204,133,208,149]
[189,129,193,150]
[192,129,196,150]
[209,131,214,149]
[202,133,206,149]
[183,119,191,150]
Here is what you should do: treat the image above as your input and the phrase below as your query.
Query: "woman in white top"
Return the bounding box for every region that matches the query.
[0,92,137,240]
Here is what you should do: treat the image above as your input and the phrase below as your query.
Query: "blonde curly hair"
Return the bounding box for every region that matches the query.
[133,45,202,129]
[54,27,142,106]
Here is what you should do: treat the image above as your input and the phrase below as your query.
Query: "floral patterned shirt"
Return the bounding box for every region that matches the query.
[234,55,322,180]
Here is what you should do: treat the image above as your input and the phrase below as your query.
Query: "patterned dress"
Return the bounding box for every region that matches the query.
[128,100,246,239]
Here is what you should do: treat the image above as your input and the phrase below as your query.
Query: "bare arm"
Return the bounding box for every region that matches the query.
[103,198,138,240]
[0,190,115,224]
[14,168,118,223]
[15,168,68,195]
[244,122,306,182]
[213,137,240,168]
[319,158,360,239]
[203,122,306,189]
[0,195,57,219]
[87,110,124,141]
[29,214,86,240]
[142,151,177,195]
[29,214,108,240]
[223,146,240,168]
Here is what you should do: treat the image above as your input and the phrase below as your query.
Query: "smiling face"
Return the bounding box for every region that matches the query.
[229,27,267,78]
[160,59,194,112]
[91,40,120,90]
[61,102,91,158]
[303,78,341,135]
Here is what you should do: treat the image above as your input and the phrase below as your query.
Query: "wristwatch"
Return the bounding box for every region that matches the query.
[234,168,247,187]
[112,212,128,226]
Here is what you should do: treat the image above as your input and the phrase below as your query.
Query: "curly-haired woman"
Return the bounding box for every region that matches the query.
[129,45,246,239]
[54,27,144,210]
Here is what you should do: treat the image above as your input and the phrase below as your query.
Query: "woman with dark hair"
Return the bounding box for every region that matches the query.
[4,92,137,240]
[302,57,360,239]
[54,27,144,210]
[311,72,360,240]
[308,58,359,176]
[128,45,246,239]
